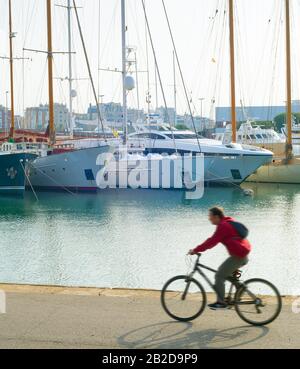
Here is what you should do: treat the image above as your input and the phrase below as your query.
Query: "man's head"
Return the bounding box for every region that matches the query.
[209,206,225,225]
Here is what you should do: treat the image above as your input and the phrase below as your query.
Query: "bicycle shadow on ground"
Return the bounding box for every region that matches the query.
[117,321,269,349]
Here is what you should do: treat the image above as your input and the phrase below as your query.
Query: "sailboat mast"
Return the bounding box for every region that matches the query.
[67,0,73,138]
[285,0,293,157]
[47,0,55,145]
[8,0,15,138]
[173,50,177,127]
[229,0,237,143]
[121,0,128,144]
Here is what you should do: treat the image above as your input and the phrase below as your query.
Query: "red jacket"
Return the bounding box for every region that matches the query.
[194,217,251,258]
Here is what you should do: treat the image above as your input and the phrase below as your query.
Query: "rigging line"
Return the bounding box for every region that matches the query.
[140,0,178,153]
[144,1,151,118]
[20,160,39,202]
[249,5,276,106]
[208,1,226,112]
[192,0,221,98]
[29,162,78,196]
[23,0,37,47]
[161,0,202,153]
[212,4,227,109]
[35,59,48,109]
[266,2,282,122]
[206,170,245,191]
[130,0,148,65]
[235,2,247,113]
[98,0,119,74]
[98,0,101,101]
[53,60,68,104]
[72,0,107,141]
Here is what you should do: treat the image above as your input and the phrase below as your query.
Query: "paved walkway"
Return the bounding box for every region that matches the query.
[0,285,299,349]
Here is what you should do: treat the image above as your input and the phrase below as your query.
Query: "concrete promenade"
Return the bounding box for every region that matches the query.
[0,284,299,349]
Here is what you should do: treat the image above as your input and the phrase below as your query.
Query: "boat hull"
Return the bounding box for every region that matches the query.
[105,153,273,188]
[203,154,273,185]
[0,153,37,195]
[247,158,300,184]
[29,145,111,192]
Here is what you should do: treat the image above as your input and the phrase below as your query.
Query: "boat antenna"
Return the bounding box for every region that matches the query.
[141,0,177,153]
[67,0,74,138]
[47,0,55,145]
[8,0,15,139]
[229,0,237,143]
[72,0,107,141]
[173,50,177,127]
[285,0,293,160]
[161,0,202,153]
[121,0,128,144]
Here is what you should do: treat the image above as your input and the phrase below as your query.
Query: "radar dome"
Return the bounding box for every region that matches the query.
[125,75,135,91]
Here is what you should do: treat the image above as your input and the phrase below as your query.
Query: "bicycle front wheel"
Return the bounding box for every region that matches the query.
[235,278,282,326]
[161,276,207,322]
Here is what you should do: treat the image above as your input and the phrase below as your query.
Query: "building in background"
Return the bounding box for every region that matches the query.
[216,100,300,125]
[0,105,11,132]
[87,102,143,125]
[24,104,69,132]
[156,107,176,125]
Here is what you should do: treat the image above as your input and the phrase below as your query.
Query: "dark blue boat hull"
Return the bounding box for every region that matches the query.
[0,153,37,195]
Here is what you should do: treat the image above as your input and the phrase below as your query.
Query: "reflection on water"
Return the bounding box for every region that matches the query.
[0,184,299,295]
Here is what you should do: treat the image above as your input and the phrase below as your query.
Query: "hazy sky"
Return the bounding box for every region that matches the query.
[1,0,300,118]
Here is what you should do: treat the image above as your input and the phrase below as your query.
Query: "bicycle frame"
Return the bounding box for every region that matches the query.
[189,255,257,306]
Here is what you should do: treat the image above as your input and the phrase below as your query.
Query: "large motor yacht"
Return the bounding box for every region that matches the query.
[125,123,273,185]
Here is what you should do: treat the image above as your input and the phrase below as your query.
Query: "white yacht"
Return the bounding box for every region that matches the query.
[282,124,300,145]
[124,123,273,185]
[215,121,285,157]
[215,121,284,145]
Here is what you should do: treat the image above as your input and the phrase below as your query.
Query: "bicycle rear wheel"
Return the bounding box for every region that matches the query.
[235,278,282,326]
[161,276,207,322]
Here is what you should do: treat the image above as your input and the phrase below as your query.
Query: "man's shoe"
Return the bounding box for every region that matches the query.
[208,302,228,311]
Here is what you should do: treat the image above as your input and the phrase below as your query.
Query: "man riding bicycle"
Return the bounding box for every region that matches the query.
[189,207,251,311]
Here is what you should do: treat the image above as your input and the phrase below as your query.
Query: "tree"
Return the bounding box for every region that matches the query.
[175,124,189,131]
[273,112,300,132]
[255,121,275,129]
[273,113,286,132]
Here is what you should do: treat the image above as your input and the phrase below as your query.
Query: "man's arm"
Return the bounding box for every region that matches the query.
[193,225,224,254]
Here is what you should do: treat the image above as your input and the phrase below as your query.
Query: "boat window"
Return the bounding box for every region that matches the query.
[231,169,242,180]
[262,134,268,139]
[256,134,263,139]
[132,133,166,140]
[85,169,95,181]
[165,134,202,140]
[250,135,256,140]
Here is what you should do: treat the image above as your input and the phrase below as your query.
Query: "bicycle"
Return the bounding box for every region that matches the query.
[161,254,282,326]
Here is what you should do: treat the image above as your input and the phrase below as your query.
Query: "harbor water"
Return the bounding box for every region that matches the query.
[0,183,299,295]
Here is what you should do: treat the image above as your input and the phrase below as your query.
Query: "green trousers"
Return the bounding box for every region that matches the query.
[215,256,249,303]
